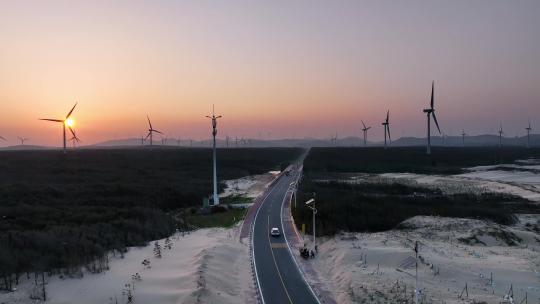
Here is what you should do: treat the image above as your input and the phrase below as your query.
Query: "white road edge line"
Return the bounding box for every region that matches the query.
[252,175,281,304]
[280,173,323,304]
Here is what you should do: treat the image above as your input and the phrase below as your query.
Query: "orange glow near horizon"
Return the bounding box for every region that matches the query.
[1,1,539,147]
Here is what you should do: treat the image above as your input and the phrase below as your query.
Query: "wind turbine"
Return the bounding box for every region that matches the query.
[140,135,145,146]
[361,120,371,147]
[382,110,391,149]
[206,105,222,206]
[498,124,504,148]
[39,103,77,153]
[17,137,29,145]
[68,129,81,148]
[145,116,163,146]
[330,133,338,146]
[461,130,467,146]
[526,120,532,148]
[0,136,6,143]
[423,81,441,155]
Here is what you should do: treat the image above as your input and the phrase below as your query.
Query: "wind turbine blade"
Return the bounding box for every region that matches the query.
[386,110,389,123]
[0,136,5,141]
[366,126,371,131]
[387,125,391,142]
[147,115,153,129]
[39,118,63,122]
[68,127,77,138]
[361,120,366,129]
[431,81,434,109]
[153,129,164,135]
[432,112,441,134]
[66,103,78,118]
[145,132,151,140]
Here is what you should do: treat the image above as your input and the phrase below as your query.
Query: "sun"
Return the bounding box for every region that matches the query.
[65,118,75,127]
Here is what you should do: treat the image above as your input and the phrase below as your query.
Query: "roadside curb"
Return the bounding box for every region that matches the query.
[281,168,337,304]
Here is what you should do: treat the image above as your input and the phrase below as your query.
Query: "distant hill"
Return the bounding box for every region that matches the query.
[392,134,540,147]
[4,134,539,150]
[0,145,51,151]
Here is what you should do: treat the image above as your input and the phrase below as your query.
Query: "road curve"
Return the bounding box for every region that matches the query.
[252,170,319,304]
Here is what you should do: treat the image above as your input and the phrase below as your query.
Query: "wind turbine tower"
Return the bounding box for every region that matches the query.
[39,103,77,153]
[361,120,371,147]
[461,130,467,146]
[498,124,504,148]
[17,137,29,145]
[423,81,441,155]
[526,121,532,148]
[206,105,222,206]
[145,116,163,146]
[382,110,391,149]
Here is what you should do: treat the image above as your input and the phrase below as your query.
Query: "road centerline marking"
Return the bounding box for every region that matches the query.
[267,213,293,304]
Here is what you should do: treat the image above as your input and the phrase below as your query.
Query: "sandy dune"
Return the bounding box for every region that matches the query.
[311,215,540,304]
[0,227,254,304]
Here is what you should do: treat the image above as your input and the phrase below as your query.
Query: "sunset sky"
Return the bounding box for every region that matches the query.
[1,0,539,146]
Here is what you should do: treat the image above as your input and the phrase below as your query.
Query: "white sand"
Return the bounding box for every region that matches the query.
[220,171,279,199]
[380,171,540,202]
[311,216,540,304]
[310,163,540,303]
[0,227,254,304]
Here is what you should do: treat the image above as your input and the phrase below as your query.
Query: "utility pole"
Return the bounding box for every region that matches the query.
[414,241,419,304]
[206,105,222,206]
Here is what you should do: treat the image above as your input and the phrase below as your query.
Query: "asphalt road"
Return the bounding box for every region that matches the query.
[253,172,319,304]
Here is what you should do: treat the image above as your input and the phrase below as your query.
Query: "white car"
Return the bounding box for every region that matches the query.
[270,227,280,237]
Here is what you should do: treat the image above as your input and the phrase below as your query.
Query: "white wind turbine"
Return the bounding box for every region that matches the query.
[361,120,371,147]
[498,124,504,148]
[526,120,532,148]
[17,137,29,145]
[422,82,441,155]
[145,116,163,146]
[206,105,222,206]
[382,110,391,149]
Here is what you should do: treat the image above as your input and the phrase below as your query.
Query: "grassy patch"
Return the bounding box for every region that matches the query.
[185,207,247,228]
[220,195,253,205]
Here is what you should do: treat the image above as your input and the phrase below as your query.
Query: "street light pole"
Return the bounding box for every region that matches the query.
[305,198,316,251]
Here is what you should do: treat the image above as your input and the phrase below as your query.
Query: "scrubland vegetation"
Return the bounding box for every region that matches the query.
[304,146,540,174]
[294,147,540,236]
[0,148,302,292]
